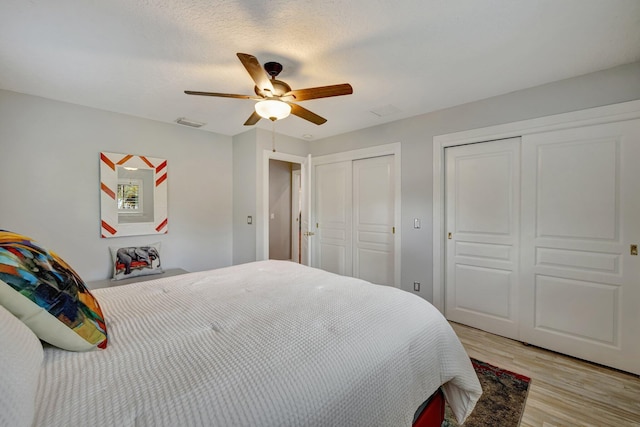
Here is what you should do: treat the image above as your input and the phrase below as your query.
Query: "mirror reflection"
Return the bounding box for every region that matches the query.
[100,152,168,238]
[116,167,154,224]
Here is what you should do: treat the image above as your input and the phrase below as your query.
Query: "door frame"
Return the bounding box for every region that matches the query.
[260,150,307,260]
[312,142,401,287]
[291,169,301,263]
[432,99,640,313]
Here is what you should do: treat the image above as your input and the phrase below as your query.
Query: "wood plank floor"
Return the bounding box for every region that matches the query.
[451,322,640,427]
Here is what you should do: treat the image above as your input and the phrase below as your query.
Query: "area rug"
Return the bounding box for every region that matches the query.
[443,359,531,427]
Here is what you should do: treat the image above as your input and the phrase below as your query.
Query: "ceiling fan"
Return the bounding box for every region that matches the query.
[185,53,353,126]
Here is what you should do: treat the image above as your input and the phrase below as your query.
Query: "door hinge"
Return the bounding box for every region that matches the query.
[392,226,395,234]
[316,223,319,228]
[448,232,452,239]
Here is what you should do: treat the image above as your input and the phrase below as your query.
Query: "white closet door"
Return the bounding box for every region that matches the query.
[520,119,640,375]
[445,138,520,339]
[314,161,352,276]
[353,156,395,286]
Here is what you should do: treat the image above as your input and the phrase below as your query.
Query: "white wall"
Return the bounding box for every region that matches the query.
[0,90,233,281]
[309,61,640,302]
[232,129,258,264]
[268,159,292,260]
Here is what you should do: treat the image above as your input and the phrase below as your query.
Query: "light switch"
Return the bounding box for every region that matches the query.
[270,213,275,220]
[414,218,421,229]
[247,216,252,224]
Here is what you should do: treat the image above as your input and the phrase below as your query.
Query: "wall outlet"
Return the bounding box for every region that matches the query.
[413,281,420,292]
[414,218,421,229]
[247,216,252,224]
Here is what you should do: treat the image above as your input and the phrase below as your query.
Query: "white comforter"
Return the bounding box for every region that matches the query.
[34,261,481,426]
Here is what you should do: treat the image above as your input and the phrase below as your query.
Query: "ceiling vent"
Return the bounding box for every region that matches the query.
[369,104,402,117]
[175,117,206,128]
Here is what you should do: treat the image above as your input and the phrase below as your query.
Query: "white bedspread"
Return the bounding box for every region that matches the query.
[34,261,481,426]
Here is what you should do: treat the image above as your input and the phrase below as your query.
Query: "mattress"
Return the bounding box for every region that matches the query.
[34,261,481,426]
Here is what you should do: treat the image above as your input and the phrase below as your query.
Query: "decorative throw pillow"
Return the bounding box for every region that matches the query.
[0,230,108,351]
[0,304,44,427]
[109,242,163,281]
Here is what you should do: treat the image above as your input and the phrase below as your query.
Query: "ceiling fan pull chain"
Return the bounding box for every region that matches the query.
[272,120,276,152]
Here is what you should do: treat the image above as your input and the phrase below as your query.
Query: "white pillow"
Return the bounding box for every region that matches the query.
[0,304,44,427]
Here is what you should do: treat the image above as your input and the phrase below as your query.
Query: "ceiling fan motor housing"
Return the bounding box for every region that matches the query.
[254,79,291,97]
[264,61,283,78]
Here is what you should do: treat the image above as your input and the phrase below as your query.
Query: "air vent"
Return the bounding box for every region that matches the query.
[370,104,402,117]
[175,117,206,128]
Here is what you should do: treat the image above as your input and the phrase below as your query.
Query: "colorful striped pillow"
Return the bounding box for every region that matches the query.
[0,230,108,351]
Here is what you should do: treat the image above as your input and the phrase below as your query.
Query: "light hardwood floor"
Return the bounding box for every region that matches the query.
[451,322,640,427]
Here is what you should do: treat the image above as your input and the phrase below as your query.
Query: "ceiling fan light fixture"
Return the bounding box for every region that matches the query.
[255,99,291,121]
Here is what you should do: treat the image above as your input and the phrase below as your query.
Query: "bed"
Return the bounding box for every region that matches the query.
[3,260,481,427]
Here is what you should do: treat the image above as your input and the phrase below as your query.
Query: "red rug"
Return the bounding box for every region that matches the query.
[443,359,531,427]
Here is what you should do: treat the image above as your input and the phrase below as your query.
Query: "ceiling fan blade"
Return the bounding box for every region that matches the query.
[284,83,353,101]
[237,53,275,95]
[184,90,255,99]
[289,103,327,125]
[244,111,262,126]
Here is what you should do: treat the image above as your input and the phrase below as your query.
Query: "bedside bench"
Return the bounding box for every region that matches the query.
[86,268,189,290]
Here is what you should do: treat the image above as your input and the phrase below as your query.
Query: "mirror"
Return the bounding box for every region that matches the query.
[116,167,153,223]
[100,152,167,238]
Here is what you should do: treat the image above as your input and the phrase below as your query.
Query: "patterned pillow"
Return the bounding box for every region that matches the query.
[0,230,108,351]
[109,242,163,281]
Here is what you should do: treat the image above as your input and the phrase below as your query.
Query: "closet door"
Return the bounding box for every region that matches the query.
[314,161,352,276]
[353,156,395,286]
[444,138,520,339]
[520,119,640,375]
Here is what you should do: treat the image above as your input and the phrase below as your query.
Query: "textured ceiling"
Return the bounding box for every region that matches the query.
[1,0,639,140]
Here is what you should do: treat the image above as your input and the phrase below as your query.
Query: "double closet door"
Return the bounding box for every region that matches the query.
[445,119,640,375]
[314,155,396,287]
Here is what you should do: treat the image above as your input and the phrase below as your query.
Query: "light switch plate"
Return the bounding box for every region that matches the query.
[414,218,421,229]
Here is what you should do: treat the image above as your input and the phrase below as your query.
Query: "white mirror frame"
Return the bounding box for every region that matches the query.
[100,152,168,238]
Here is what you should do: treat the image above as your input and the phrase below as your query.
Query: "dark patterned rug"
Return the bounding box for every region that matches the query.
[443,359,531,427]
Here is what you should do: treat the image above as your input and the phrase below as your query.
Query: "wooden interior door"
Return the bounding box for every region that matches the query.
[444,138,520,340]
[519,119,640,375]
